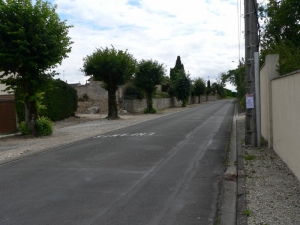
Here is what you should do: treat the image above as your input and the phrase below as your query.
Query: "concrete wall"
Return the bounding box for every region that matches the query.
[272,70,300,180]
[260,54,300,180]
[260,54,279,147]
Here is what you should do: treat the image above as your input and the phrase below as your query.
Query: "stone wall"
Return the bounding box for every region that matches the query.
[75,81,108,101]
[74,81,219,113]
[122,95,217,113]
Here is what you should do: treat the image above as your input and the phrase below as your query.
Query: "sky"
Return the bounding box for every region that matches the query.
[48,0,244,91]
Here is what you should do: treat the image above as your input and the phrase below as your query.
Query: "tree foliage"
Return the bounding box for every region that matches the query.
[211,82,225,97]
[193,77,206,103]
[221,61,246,106]
[82,46,136,119]
[259,0,300,74]
[0,0,73,135]
[134,59,165,113]
[174,70,191,107]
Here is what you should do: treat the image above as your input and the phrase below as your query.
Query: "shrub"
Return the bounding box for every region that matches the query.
[36,117,53,136]
[19,121,33,135]
[144,107,157,114]
[124,86,145,99]
[154,91,170,98]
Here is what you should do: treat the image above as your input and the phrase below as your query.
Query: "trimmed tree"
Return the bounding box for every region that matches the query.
[135,59,165,113]
[82,46,136,119]
[0,0,73,135]
[174,70,191,107]
[193,77,206,103]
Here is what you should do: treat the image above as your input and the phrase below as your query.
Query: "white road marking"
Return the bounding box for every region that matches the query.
[93,132,156,138]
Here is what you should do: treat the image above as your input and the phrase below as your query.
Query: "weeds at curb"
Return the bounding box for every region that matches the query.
[242,208,251,217]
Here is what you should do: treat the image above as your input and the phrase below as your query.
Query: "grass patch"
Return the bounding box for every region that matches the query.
[242,208,251,217]
[244,155,257,161]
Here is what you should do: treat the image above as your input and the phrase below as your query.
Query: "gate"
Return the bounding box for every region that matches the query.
[0,95,17,134]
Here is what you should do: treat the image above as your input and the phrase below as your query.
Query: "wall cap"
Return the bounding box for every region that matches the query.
[272,70,300,81]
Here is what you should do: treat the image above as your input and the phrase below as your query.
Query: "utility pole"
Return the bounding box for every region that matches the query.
[244,0,259,146]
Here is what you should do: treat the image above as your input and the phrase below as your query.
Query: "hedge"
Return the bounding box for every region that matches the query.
[15,79,78,122]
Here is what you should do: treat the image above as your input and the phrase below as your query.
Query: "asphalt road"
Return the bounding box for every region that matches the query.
[0,99,235,225]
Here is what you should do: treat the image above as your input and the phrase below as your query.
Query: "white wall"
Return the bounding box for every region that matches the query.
[260,54,279,147]
[272,71,300,180]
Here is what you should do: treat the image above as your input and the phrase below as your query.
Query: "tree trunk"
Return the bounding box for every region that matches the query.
[107,88,119,120]
[198,95,200,103]
[146,92,153,111]
[25,99,38,136]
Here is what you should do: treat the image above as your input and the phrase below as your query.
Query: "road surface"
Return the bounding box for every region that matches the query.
[0,99,235,225]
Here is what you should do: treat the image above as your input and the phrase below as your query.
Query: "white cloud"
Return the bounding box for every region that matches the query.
[50,0,244,91]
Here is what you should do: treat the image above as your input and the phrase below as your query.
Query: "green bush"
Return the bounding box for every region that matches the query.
[154,91,170,98]
[124,86,145,99]
[36,117,53,136]
[19,121,33,135]
[144,107,157,114]
[15,79,78,122]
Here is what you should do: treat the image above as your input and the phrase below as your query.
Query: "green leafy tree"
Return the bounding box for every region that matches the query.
[174,70,191,107]
[259,0,300,74]
[193,77,206,103]
[221,61,245,99]
[82,46,136,119]
[221,60,246,107]
[211,82,225,97]
[0,0,73,135]
[135,59,165,113]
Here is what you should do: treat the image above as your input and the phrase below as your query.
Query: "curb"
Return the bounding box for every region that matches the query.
[236,113,248,225]
[0,132,21,139]
[220,101,238,225]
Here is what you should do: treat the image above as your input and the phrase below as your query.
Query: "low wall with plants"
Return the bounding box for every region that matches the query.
[122,95,217,113]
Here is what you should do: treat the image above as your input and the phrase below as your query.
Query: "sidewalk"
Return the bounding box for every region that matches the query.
[235,113,300,225]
